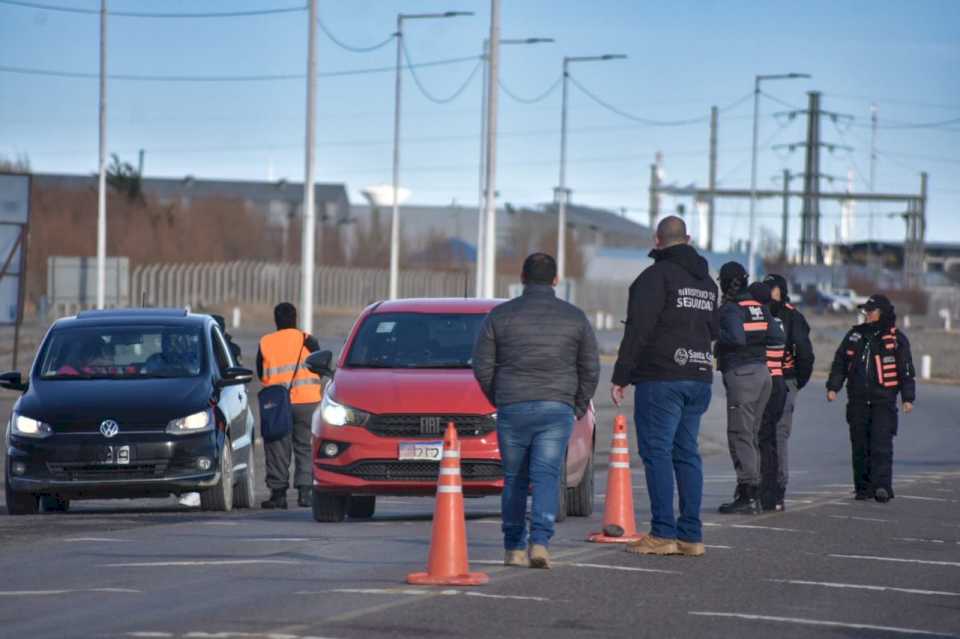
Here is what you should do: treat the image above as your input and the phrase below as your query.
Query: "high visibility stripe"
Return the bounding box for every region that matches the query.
[613,434,627,440]
[611,447,630,454]
[738,300,762,307]
[439,468,460,476]
[443,451,460,459]
[875,356,885,385]
[437,486,462,494]
[263,364,299,376]
[744,322,768,331]
[291,378,323,389]
[771,369,783,377]
[610,462,631,469]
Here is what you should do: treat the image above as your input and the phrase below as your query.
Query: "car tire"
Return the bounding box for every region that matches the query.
[200,441,234,512]
[5,478,38,515]
[40,494,71,513]
[566,450,594,517]
[556,463,568,523]
[233,448,255,509]
[312,490,347,523]
[347,495,376,519]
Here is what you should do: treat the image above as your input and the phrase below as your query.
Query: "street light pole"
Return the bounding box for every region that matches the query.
[556,54,626,286]
[476,35,553,298]
[301,0,317,333]
[481,0,500,300]
[96,0,107,309]
[390,10,473,301]
[747,72,810,283]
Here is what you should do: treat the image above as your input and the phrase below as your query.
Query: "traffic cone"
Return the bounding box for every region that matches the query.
[587,415,644,544]
[407,422,489,586]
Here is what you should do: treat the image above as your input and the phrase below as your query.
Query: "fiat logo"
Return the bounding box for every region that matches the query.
[99,420,120,438]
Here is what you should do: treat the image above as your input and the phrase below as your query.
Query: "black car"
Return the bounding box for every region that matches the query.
[2,308,256,514]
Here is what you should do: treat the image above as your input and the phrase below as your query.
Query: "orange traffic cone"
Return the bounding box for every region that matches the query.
[407,422,489,586]
[587,415,644,544]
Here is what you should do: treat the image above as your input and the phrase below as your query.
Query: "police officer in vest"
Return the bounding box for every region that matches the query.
[827,294,915,503]
[716,263,784,514]
[257,303,323,509]
[761,274,814,511]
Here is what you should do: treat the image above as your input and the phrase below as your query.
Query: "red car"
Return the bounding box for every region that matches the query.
[306,298,596,522]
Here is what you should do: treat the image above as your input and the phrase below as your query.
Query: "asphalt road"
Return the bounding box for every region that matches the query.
[1,333,959,639]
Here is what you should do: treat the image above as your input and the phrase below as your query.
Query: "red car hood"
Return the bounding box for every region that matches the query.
[331,367,494,415]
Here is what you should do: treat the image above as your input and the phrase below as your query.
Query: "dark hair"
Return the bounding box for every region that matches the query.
[274,302,297,330]
[656,215,688,247]
[521,253,557,285]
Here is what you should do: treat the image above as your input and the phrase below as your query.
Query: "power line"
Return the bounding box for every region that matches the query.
[401,41,482,104]
[0,0,307,18]
[498,76,562,104]
[0,55,480,83]
[316,15,395,53]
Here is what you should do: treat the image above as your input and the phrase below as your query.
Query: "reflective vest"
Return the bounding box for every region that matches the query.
[874,329,900,389]
[739,299,769,360]
[766,317,786,377]
[259,329,323,404]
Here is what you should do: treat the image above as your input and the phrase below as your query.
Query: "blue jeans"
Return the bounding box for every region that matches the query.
[634,381,712,543]
[497,401,574,550]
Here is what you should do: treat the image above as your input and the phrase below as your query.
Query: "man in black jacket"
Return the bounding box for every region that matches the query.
[761,274,815,511]
[472,253,600,569]
[611,216,718,557]
[827,294,915,503]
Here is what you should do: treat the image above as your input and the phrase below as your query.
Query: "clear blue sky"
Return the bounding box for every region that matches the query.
[2,0,958,253]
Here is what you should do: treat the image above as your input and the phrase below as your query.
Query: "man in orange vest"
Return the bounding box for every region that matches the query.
[257,302,323,509]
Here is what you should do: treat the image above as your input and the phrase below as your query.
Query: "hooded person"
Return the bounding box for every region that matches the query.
[827,294,916,503]
[714,264,784,515]
[761,274,814,510]
[611,216,718,557]
[748,281,789,511]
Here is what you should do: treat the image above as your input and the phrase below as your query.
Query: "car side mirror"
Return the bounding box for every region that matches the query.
[0,371,28,392]
[305,350,334,378]
[217,366,253,388]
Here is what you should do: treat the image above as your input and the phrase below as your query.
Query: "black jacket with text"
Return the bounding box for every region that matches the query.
[826,322,916,404]
[612,243,719,385]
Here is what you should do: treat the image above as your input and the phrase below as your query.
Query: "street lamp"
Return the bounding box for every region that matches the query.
[389,10,473,300]
[747,72,810,283]
[556,54,626,286]
[476,36,554,298]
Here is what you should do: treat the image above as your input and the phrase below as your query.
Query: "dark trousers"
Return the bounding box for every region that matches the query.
[847,401,898,496]
[723,362,772,486]
[759,376,788,508]
[264,402,317,491]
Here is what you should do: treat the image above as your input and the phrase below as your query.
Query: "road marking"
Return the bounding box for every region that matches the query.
[830,554,960,568]
[129,633,338,639]
[730,524,811,533]
[688,611,959,637]
[767,579,960,597]
[0,588,140,596]
[107,560,299,567]
[704,544,733,550]
[899,495,957,503]
[894,537,947,544]
[702,522,724,527]
[64,537,130,542]
[310,588,549,602]
[199,521,239,526]
[828,515,891,523]
[471,559,681,574]
[234,538,324,542]
[783,499,813,504]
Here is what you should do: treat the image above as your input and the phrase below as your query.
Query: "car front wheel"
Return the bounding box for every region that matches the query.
[312,490,347,522]
[5,477,38,515]
[200,442,234,512]
[566,451,594,517]
[233,447,255,509]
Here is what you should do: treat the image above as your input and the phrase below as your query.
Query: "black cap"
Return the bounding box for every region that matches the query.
[748,281,772,304]
[719,261,747,282]
[763,273,788,297]
[859,294,893,312]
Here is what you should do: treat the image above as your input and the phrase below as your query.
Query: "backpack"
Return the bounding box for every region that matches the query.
[257,333,305,442]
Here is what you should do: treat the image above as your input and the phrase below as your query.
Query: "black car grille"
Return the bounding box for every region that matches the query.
[365,414,496,438]
[320,460,503,482]
[47,461,169,481]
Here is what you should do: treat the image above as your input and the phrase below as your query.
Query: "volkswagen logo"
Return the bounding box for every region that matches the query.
[99,420,120,438]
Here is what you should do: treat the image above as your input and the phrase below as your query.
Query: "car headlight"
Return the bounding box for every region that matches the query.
[320,394,369,427]
[166,409,213,435]
[10,414,53,439]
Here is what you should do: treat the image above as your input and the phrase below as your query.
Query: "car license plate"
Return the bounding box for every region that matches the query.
[100,445,131,465]
[398,441,443,461]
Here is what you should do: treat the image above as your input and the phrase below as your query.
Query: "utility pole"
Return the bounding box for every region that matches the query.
[648,163,660,227]
[300,0,318,332]
[481,0,500,299]
[475,38,489,298]
[96,0,107,309]
[137,148,144,177]
[799,92,821,264]
[867,103,878,266]
[707,105,718,252]
[781,169,790,262]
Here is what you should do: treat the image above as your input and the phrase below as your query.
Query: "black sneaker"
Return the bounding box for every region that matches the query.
[854,489,871,500]
[875,488,891,503]
[261,489,288,509]
[297,487,311,508]
[718,485,761,515]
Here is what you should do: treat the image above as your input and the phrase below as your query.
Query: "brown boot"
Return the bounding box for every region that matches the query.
[676,540,705,557]
[528,544,551,569]
[625,535,678,555]
[504,550,528,567]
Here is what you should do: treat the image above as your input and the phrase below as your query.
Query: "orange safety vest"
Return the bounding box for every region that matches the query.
[259,329,323,404]
[874,329,900,389]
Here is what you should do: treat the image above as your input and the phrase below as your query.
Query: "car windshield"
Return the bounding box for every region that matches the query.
[346,312,485,369]
[39,325,205,379]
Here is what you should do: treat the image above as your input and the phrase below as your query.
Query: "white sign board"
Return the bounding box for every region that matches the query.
[0,173,30,325]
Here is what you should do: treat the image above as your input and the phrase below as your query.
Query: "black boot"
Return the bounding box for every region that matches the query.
[775,484,786,512]
[718,484,760,515]
[297,487,312,508]
[261,488,288,509]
